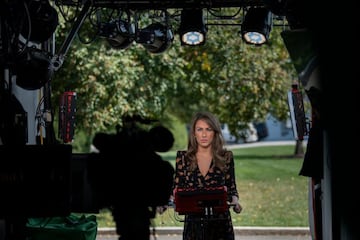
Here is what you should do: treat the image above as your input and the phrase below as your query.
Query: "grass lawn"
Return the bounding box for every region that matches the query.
[95,144,310,228]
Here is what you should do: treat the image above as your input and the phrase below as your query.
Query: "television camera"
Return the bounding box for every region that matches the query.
[0,116,175,239]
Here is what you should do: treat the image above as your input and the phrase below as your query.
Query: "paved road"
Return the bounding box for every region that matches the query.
[97,235,311,240]
[96,227,312,240]
[225,140,306,149]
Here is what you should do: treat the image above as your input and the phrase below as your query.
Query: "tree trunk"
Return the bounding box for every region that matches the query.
[294,139,304,157]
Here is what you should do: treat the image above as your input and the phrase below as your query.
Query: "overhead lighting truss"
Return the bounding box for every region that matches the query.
[50,0,287,70]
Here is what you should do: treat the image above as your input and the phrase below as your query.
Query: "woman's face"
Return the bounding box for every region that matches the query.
[194,119,214,148]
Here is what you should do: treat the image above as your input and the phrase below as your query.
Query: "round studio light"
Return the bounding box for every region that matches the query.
[21,0,59,43]
[106,20,135,50]
[181,31,205,46]
[136,23,174,54]
[242,31,267,45]
[15,47,54,90]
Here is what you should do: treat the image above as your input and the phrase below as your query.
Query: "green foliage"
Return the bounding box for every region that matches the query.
[166,113,188,151]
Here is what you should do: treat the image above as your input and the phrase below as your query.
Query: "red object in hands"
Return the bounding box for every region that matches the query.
[174,186,228,215]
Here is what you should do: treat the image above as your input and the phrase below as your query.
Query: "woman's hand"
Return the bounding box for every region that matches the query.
[157,196,175,214]
[156,205,168,214]
[230,196,243,214]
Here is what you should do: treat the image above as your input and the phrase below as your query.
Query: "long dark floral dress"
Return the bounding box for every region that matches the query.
[173,150,239,240]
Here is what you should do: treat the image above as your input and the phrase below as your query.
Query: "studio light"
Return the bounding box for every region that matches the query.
[136,23,174,54]
[99,19,135,50]
[178,9,207,46]
[241,7,273,45]
[21,0,59,43]
[15,47,54,90]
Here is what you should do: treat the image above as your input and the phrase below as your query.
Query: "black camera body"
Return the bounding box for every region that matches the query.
[83,124,175,212]
[0,124,174,215]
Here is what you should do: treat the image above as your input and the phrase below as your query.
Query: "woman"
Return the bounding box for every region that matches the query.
[172,111,242,240]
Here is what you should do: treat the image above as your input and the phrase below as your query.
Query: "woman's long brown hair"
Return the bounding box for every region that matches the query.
[186,111,227,171]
